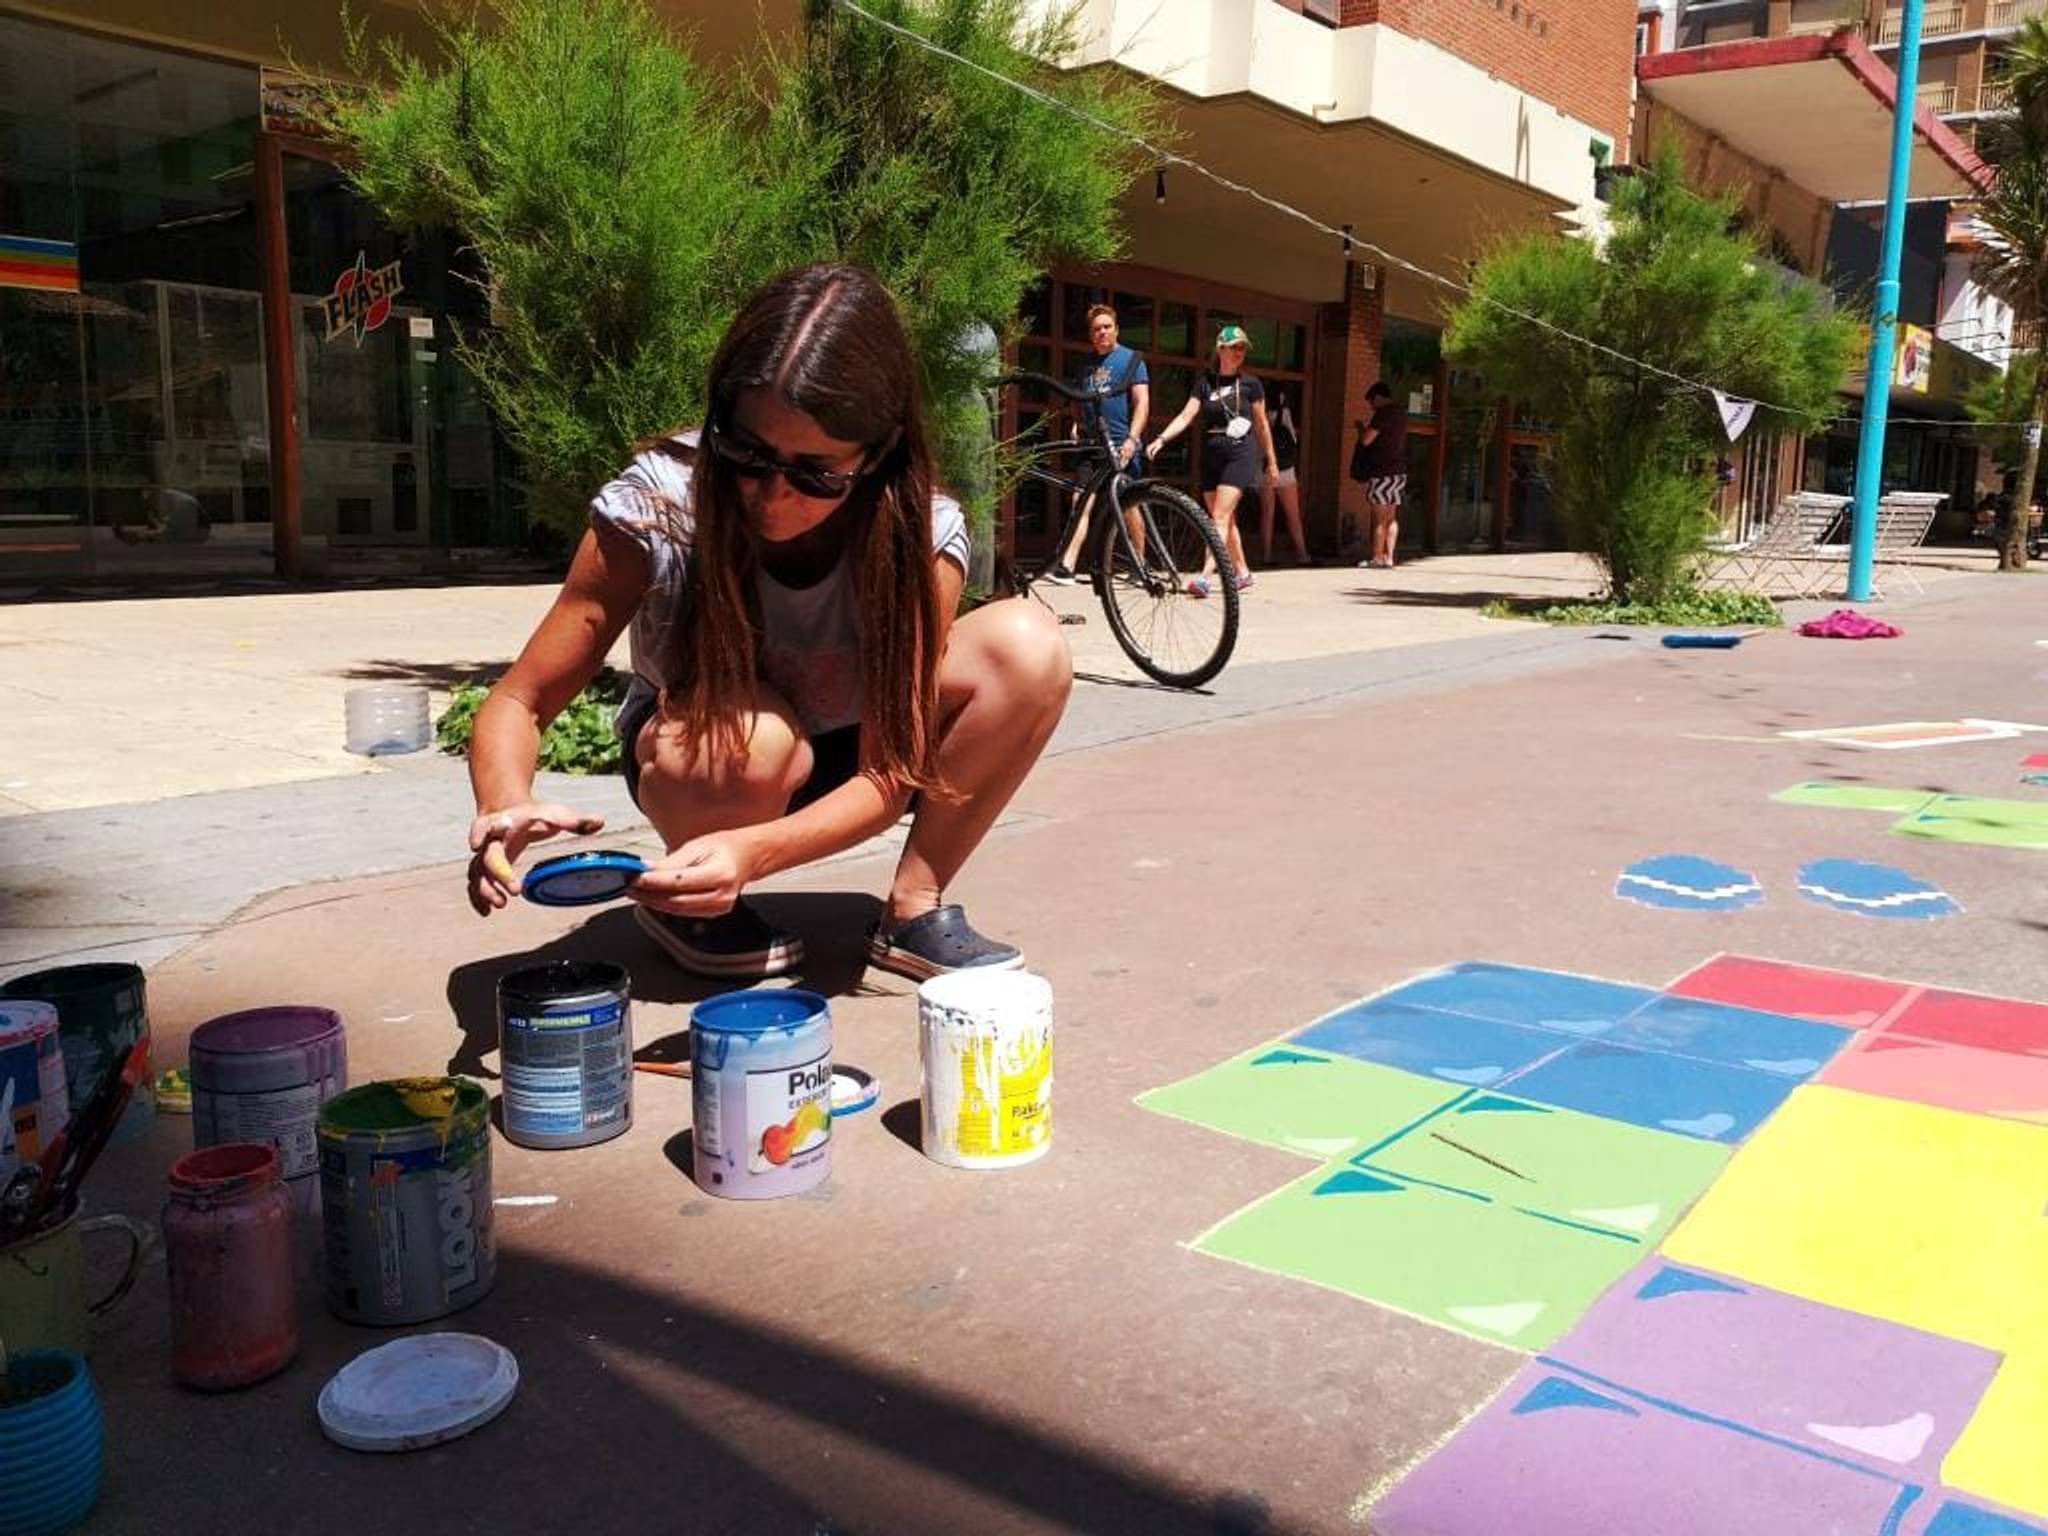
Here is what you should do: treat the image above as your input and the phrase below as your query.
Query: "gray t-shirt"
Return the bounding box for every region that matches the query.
[589,431,971,737]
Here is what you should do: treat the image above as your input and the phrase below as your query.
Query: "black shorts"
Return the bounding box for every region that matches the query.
[1201,439,1262,494]
[619,694,862,814]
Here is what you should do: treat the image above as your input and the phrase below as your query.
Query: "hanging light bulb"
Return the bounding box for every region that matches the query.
[1343,223,1354,257]
[1155,167,1167,204]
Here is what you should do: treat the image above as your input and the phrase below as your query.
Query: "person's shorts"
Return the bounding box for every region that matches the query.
[1264,466,1297,489]
[620,693,861,814]
[1201,440,1263,494]
[1363,474,1407,507]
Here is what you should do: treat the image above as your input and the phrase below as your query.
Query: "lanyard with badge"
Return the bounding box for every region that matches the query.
[1217,377,1251,440]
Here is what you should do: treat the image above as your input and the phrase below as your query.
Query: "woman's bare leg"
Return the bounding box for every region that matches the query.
[886,598,1073,925]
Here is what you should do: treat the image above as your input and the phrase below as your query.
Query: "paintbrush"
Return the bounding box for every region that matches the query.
[31,1035,150,1228]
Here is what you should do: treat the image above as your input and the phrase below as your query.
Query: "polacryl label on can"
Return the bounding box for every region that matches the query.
[745,1052,832,1173]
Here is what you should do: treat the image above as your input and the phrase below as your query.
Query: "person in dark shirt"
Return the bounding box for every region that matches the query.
[1259,386,1310,567]
[1046,303,1149,584]
[1146,324,1279,596]
[1351,382,1409,568]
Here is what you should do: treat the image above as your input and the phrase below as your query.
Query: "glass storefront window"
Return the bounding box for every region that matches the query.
[1019,276,1052,339]
[0,15,519,581]
[1113,291,1153,351]
[1156,302,1194,357]
[0,15,267,574]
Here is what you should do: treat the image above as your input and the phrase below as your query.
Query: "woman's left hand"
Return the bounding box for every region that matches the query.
[628,830,762,917]
[1264,460,1280,480]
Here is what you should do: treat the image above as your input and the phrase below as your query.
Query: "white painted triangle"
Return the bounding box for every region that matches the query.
[1447,1301,1546,1338]
[1285,1136,1357,1156]
[1806,1411,1935,1464]
[1570,1202,1661,1233]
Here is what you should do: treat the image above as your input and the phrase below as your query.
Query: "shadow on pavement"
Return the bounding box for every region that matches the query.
[460,1248,1295,1536]
[1336,587,1537,610]
[444,894,895,1081]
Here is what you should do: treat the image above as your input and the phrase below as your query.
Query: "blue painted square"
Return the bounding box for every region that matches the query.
[1371,963,1657,1037]
[1607,995,1851,1078]
[1922,1502,2048,1536]
[1293,1000,1568,1088]
[1497,1041,1796,1142]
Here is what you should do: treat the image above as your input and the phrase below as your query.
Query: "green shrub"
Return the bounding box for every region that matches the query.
[1444,144,1856,603]
[436,669,631,775]
[1533,590,1783,627]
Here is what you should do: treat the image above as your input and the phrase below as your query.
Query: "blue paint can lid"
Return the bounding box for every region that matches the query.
[690,988,829,1038]
[522,850,649,907]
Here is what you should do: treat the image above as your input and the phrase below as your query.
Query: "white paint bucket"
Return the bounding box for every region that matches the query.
[917,970,1052,1170]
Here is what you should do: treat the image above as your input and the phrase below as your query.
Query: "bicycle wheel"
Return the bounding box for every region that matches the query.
[1094,481,1240,688]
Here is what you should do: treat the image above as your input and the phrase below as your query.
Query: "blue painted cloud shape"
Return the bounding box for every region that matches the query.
[1616,856,1765,912]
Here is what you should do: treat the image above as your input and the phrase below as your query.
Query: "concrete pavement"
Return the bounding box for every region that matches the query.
[6,551,2043,1535]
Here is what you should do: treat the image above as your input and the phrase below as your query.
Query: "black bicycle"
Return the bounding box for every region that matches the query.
[989,370,1239,688]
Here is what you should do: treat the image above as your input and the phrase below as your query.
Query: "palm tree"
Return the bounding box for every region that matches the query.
[1973,17,2048,570]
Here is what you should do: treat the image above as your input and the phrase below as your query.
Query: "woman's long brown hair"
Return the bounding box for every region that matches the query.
[665,264,943,793]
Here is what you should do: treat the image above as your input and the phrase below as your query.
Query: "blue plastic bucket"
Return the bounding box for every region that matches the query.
[690,989,832,1200]
[0,1349,103,1536]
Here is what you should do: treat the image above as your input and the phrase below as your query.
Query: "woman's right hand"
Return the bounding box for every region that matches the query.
[467,801,606,915]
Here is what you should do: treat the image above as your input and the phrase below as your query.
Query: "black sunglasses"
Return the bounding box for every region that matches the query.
[703,417,875,501]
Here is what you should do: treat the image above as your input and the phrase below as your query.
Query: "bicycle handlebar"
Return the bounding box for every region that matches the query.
[987,369,1136,404]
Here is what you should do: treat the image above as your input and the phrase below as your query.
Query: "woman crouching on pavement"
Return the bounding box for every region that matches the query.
[463,262,1073,981]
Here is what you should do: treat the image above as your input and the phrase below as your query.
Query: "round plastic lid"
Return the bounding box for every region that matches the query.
[522,850,649,907]
[831,1067,879,1117]
[317,1333,518,1454]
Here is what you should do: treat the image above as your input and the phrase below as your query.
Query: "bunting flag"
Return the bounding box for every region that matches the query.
[1711,389,1757,444]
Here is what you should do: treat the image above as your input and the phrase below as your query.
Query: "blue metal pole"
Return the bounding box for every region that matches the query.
[1847,0,1925,601]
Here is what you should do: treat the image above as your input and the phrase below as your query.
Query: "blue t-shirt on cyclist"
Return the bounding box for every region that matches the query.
[1077,344,1148,452]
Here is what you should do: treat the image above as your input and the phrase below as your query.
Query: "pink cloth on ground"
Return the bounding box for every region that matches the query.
[1798,608,1901,640]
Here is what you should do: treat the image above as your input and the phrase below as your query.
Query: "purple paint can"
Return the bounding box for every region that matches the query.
[190,1007,348,1215]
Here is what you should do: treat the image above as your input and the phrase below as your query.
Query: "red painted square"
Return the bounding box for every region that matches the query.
[1820,1031,2048,1121]
[1664,955,1907,1030]
[1883,987,2048,1057]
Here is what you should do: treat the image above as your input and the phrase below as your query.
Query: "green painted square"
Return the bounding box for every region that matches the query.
[1774,782,1939,815]
[1136,1043,1458,1161]
[1893,794,2048,850]
[1361,1091,1730,1244]
[1196,1162,1639,1351]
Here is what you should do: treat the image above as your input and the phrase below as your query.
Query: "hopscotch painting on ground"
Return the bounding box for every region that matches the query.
[1137,956,2048,1533]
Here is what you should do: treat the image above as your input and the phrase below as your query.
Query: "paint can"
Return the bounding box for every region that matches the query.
[0,1001,68,1141]
[917,970,1053,1170]
[690,989,832,1200]
[318,1078,494,1327]
[0,1029,46,1180]
[1,964,148,1139]
[190,1006,348,1216]
[495,962,633,1150]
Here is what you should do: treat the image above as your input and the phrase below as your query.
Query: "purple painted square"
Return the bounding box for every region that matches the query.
[1550,1261,2002,1482]
[1372,1365,1915,1536]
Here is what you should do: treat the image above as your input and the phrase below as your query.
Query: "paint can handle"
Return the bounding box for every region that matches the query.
[79,1214,152,1316]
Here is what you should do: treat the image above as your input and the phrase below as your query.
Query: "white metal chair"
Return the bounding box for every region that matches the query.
[1868,492,1944,599]
[1704,492,1847,597]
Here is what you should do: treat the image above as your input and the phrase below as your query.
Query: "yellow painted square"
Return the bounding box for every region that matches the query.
[1662,1085,2048,1355]
[1944,1351,2048,1518]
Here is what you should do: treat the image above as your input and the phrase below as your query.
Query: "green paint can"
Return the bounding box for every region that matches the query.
[318,1078,495,1326]
[0,965,150,1142]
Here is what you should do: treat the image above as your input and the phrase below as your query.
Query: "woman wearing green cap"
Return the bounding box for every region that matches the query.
[1145,324,1276,596]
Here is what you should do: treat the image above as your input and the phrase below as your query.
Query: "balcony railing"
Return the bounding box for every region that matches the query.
[1878,3,1966,39]
[1991,0,2048,26]
[1979,79,2016,110]
[1920,81,1959,110]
